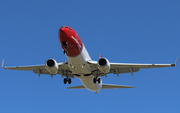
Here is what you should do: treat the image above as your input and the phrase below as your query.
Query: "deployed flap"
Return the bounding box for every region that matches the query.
[102,84,134,89]
[67,85,85,89]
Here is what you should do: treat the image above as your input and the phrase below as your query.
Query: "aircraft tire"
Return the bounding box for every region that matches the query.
[63,50,66,54]
[64,78,67,84]
[68,78,71,84]
[93,77,96,84]
[97,78,101,84]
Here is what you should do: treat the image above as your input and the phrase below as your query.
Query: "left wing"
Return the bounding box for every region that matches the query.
[88,57,177,76]
[2,59,74,78]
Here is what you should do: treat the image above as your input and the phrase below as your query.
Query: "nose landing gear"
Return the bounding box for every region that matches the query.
[62,41,68,54]
[63,49,67,54]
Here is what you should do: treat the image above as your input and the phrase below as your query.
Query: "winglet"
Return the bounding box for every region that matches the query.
[175,56,178,65]
[171,56,178,67]
[2,59,4,68]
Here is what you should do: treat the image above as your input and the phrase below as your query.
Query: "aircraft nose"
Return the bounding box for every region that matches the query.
[59,27,68,41]
[60,27,65,34]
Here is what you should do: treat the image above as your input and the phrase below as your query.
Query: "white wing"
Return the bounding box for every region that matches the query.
[88,57,177,76]
[2,60,74,78]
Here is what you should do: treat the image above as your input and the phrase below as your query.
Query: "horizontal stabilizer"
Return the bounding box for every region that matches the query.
[67,84,134,89]
[67,85,85,89]
[102,84,134,89]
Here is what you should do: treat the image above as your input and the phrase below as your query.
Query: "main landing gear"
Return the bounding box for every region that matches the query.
[64,78,71,84]
[93,77,101,84]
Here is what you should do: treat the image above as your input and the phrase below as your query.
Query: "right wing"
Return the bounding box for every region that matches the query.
[88,57,177,76]
[2,60,74,78]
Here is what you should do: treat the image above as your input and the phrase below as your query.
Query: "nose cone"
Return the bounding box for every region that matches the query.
[60,27,66,33]
[58,26,83,57]
[59,27,68,41]
[60,27,64,33]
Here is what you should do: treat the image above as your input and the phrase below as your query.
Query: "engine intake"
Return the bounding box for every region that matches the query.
[45,59,58,74]
[97,58,110,73]
[98,58,107,66]
[47,59,55,67]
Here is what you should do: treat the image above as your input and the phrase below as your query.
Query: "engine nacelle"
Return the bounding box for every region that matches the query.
[45,59,58,74]
[97,58,110,73]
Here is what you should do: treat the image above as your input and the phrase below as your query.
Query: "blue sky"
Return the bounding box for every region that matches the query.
[0,0,180,113]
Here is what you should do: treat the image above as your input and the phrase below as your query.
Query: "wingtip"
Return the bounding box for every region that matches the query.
[2,59,4,68]
[171,56,178,67]
[175,56,178,65]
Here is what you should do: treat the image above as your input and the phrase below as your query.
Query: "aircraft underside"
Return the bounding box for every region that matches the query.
[2,25,176,93]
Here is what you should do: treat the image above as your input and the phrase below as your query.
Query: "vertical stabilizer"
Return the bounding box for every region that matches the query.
[100,54,102,58]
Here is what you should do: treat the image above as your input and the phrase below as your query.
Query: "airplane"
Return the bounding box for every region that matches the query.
[2,25,178,94]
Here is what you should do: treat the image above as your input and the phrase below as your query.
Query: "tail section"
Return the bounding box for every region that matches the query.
[100,54,102,58]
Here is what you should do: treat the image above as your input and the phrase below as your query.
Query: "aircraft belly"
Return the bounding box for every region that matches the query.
[80,77,102,92]
[67,44,92,74]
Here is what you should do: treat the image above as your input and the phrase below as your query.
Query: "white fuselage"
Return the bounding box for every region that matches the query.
[66,44,102,93]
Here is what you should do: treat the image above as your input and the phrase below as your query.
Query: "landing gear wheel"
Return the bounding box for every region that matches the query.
[68,78,71,84]
[97,78,101,84]
[63,78,67,84]
[63,50,67,54]
[93,77,96,84]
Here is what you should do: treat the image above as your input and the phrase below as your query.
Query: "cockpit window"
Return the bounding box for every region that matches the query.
[64,26,72,31]
[69,27,72,31]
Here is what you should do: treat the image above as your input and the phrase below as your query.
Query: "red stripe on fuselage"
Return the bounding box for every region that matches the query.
[59,26,83,57]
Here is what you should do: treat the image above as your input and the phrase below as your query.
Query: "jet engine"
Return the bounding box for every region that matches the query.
[45,59,58,74]
[97,58,110,73]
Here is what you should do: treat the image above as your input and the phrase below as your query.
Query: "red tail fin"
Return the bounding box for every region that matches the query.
[100,54,102,58]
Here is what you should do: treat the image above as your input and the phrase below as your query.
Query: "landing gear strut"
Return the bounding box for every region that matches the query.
[63,48,67,54]
[62,41,68,54]
[93,77,101,84]
[63,78,71,84]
